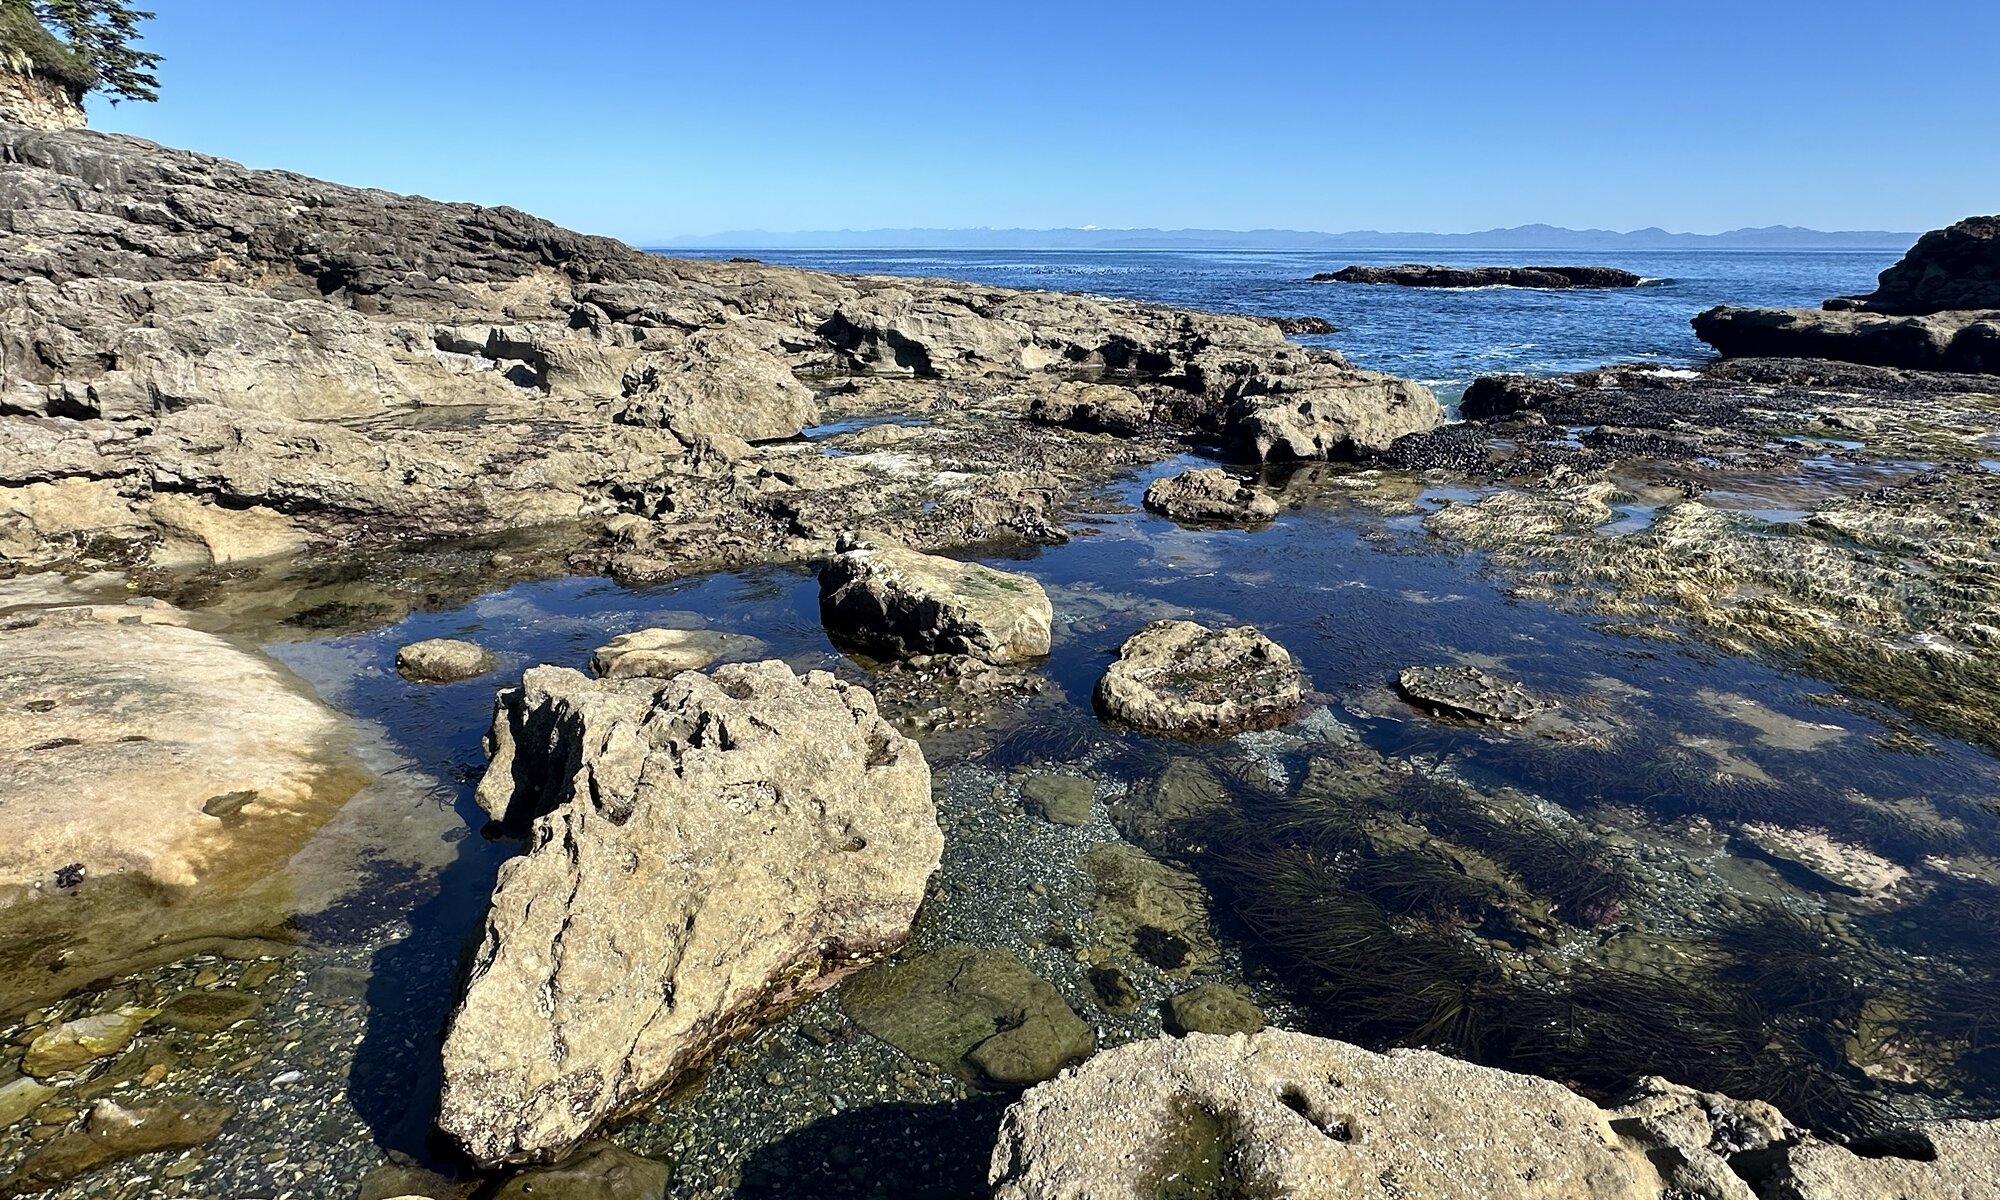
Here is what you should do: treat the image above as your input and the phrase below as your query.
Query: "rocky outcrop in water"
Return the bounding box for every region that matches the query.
[0,123,1440,576]
[439,661,939,1165]
[0,602,364,1009]
[588,626,762,678]
[1695,216,2000,373]
[1396,665,1558,723]
[989,1029,1998,1200]
[819,543,1053,665]
[394,637,495,683]
[1095,621,1303,736]
[1142,468,1278,524]
[1315,264,1643,289]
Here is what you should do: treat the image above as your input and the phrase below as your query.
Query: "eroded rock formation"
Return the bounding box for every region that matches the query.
[439,661,939,1165]
[819,543,1054,665]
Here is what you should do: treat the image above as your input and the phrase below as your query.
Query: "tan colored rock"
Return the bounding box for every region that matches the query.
[23,1007,158,1077]
[990,1031,1666,1200]
[0,604,365,1008]
[820,543,1053,665]
[147,493,309,565]
[394,638,495,683]
[1763,1121,2000,1199]
[588,626,765,679]
[0,71,85,131]
[1142,468,1278,524]
[1095,620,1303,736]
[441,661,939,1165]
[0,1078,54,1128]
[1228,372,1444,461]
[0,1096,234,1197]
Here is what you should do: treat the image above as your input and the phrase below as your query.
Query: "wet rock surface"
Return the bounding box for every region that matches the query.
[1396,664,1559,723]
[588,626,764,678]
[439,662,939,1165]
[0,1096,233,1197]
[0,601,363,1009]
[819,543,1053,665]
[1141,468,1279,525]
[1095,620,1304,736]
[1317,263,1644,289]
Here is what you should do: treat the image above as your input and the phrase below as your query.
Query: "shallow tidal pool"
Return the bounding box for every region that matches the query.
[9,455,2000,1199]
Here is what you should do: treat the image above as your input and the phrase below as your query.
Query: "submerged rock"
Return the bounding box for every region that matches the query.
[588,626,764,678]
[22,1006,157,1077]
[1082,843,1217,974]
[1166,984,1266,1036]
[394,637,495,683]
[1095,621,1303,736]
[1395,665,1558,723]
[0,1096,234,1197]
[839,943,1095,1089]
[1316,264,1643,289]
[1021,773,1094,826]
[819,543,1053,665]
[490,1143,672,1200]
[440,661,938,1165]
[0,1078,53,1128]
[1142,468,1279,525]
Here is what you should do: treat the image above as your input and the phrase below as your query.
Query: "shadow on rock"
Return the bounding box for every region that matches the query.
[731,1098,1010,1200]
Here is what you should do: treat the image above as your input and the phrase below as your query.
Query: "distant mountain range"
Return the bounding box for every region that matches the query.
[656,224,1916,252]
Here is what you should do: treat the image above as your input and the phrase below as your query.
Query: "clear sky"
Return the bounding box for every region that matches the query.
[89,1,1998,243]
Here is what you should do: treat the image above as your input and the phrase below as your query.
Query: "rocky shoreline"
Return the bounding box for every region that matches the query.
[3,104,2000,1200]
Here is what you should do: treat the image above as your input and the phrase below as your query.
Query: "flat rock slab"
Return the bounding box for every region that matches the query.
[839,943,1095,1089]
[441,662,939,1165]
[1396,665,1557,723]
[1317,265,1643,289]
[1095,620,1303,737]
[589,627,765,678]
[0,603,363,1009]
[820,544,1053,665]
[395,638,495,682]
[490,1143,672,1200]
[1142,468,1279,525]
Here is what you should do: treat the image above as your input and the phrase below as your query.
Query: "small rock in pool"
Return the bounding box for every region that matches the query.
[153,988,263,1033]
[1087,966,1141,1015]
[394,638,495,683]
[1096,620,1304,737]
[23,1006,158,1077]
[1166,983,1266,1036]
[1021,773,1093,826]
[0,1096,233,1194]
[1395,665,1557,723]
[1142,468,1279,526]
[488,1143,670,1200]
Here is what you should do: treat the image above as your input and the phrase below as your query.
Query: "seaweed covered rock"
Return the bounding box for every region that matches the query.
[440,661,939,1165]
[1142,468,1278,525]
[1396,665,1558,723]
[1095,621,1303,736]
[819,543,1053,665]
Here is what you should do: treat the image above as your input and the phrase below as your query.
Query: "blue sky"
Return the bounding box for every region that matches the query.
[91,1,1998,243]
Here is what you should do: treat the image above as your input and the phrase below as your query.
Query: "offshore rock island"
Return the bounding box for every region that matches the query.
[2,43,2000,1200]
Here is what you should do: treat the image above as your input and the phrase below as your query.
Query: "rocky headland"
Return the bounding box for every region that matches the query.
[1314,264,1644,289]
[1694,215,2000,372]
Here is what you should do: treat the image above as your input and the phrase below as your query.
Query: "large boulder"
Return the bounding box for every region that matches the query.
[1226,371,1444,462]
[1095,621,1303,736]
[819,543,1053,665]
[1142,468,1278,524]
[1836,214,2000,315]
[0,602,365,1008]
[440,661,940,1165]
[1694,216,2000,374]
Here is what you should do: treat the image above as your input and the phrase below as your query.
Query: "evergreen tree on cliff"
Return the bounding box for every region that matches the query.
[0,0,158,104]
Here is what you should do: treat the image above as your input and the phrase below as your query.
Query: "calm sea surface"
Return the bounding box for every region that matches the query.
[665,246,1902,397]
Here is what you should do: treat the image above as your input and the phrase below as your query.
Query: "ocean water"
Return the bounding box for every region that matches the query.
[669,247,1902,398]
